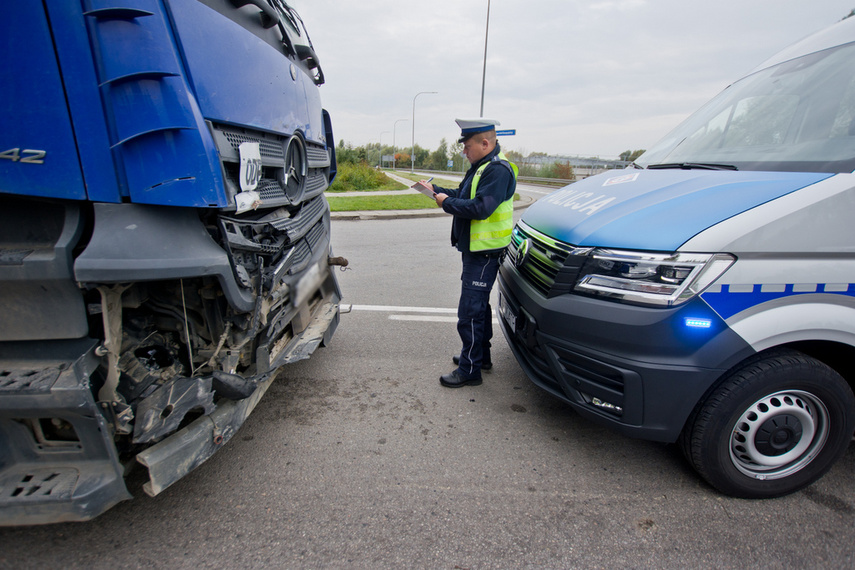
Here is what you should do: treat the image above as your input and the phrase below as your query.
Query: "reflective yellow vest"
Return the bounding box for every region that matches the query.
[469,152,518,252]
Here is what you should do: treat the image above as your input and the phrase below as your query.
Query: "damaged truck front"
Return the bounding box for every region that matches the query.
[0,0,343,525]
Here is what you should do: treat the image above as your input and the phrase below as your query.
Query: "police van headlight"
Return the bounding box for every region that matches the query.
[575,250,735,307]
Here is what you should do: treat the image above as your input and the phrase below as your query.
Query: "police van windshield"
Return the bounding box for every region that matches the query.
[636,40,855,173]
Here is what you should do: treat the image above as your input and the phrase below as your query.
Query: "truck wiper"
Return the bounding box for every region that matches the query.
[230,0,279,28]
[647,162,738,171]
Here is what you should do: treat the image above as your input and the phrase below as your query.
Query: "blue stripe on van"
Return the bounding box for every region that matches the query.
[701,283,855,320]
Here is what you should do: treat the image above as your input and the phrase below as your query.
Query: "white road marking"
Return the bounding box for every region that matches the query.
[389,315,459,323]
[350,304,498,324]
[351,304,456,313]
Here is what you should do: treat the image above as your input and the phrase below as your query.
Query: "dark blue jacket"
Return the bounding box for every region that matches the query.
[434,144,516,253]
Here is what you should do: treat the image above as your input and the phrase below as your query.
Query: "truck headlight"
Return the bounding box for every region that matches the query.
[575,250,735,307]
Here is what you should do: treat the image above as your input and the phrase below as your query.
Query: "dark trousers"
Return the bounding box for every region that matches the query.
[456,251,501,379]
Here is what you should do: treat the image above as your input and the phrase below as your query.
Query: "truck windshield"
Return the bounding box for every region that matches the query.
[636,40,855,173]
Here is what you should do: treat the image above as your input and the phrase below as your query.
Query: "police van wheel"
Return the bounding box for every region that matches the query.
[681,349,855,499]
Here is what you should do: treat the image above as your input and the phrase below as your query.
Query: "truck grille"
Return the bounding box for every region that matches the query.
[222,131,285,161]
[210,123,331,207]
[508,221,591,298]
[219,194,328,275]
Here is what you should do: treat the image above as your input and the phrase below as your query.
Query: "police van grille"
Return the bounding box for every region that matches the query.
[510,223,588,298]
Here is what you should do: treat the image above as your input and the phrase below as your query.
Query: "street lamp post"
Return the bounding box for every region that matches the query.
[393,119,407,170]
[378,131,389,168]
[480,0,491,117]
[411,91,437,173]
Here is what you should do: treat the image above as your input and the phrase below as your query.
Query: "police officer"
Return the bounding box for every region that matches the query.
[421,118,518,388]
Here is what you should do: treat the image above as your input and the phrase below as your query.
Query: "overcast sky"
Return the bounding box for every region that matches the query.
[290,0,855,159]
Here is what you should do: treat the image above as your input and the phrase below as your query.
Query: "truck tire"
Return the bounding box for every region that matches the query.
[681,349,855,498]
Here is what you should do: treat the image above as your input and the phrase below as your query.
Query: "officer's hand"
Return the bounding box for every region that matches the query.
[435,193,448,207]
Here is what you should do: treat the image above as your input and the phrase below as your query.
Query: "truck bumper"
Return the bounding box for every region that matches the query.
[136,299,339,496]
[0,339,131,526]
[497,263,754,442]
[0,297,339,526]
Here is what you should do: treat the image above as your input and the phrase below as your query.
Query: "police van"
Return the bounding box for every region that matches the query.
[498,16,855,498]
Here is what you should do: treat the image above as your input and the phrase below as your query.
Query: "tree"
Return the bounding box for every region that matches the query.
[504,149,524,163]
[619,149,646,162]
[412,144,430,169]
[542,161,574,180]
[450,141,466,172]
[428,138,450,170]
[336,140,358,164]
[336,139,372,164]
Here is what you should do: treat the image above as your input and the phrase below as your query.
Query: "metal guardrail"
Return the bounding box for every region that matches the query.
[517,175,573,188]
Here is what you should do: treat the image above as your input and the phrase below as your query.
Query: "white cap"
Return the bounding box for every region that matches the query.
[455,118,501,142]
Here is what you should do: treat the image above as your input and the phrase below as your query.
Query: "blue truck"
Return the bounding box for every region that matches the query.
[499,17,855,498]
[0,0,343,525]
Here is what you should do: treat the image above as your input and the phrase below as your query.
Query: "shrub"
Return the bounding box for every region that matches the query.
[328,162,390,192]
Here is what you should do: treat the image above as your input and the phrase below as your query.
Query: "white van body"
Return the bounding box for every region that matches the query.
[498,17,855,498]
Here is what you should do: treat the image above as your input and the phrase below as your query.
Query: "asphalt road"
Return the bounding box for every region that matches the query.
[1,214,854,569]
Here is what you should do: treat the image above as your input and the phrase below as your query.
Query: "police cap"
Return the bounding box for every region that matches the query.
[456,118,501,143]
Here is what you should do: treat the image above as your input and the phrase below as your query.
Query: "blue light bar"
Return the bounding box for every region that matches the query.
[684,317,712,329]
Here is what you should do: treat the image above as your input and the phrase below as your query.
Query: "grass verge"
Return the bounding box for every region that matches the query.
[325,169,519,212]
[326,193,438,212]
[391,171,461,188]
[327,191,521,212]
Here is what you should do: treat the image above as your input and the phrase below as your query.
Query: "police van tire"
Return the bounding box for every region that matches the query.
[681,349,855,499]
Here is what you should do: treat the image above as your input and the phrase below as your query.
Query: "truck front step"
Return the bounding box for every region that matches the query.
[0,339,131,526]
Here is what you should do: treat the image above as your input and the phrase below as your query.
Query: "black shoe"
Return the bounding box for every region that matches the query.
[440,370,482,388]
[452,355,492,371]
